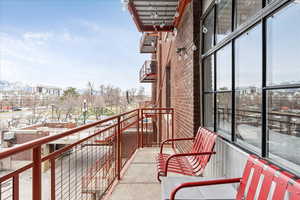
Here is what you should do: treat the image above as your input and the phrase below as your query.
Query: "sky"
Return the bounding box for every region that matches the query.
[0,0,150,93]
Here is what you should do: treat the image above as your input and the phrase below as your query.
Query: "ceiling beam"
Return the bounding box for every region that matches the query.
[128,1,143,32]
[173,0,191,28]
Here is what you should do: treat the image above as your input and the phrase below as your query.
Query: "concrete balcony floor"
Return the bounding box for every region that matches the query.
[106,147,174,200]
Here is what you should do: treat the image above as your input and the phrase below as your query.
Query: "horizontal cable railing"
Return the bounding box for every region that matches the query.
[0,108,174,200]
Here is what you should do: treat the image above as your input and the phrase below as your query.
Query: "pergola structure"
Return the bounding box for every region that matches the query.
[127,0,191,32]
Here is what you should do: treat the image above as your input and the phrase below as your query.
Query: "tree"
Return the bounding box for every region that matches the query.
[62,87,79,99]
[137,86,146,102]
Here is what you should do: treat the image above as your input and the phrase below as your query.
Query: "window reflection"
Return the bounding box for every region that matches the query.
[267,2,300,86]
[216,0,232,43]
[235,89,262,151]
[236,0,262,27]
[217,92,232,135]
[216,43,231,91]
[204,93,214,131]
[268,89,300,166]
[235,24,262,152]
[235,24,262,90]
[204,55,214,92]
[203,10,215,53]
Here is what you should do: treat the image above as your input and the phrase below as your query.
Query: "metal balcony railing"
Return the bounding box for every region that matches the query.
[0,108,174,200]
[139,60,157,83]
[139,33,157,54]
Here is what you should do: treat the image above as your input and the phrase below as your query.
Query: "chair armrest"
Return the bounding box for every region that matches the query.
[160,138,194,153]
[164,152,216,175]
[170,177,241,200]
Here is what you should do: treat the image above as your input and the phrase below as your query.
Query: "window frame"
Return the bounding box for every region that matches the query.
[201,0,299,174]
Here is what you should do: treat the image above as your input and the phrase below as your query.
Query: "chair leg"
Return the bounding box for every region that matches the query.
[157,173,162,182]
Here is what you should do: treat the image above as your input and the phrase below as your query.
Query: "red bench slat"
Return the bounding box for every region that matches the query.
[156,127,217,181]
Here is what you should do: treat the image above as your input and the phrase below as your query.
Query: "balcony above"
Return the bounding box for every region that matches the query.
[127,0,191,32]
[140,33,158,53]
[140,60,157,83]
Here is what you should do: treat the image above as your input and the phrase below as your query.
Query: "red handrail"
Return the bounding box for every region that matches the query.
[170,178,242,200]
[0,109,138,159]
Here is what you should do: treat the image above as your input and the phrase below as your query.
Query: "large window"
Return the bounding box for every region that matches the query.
[202,0,300,173]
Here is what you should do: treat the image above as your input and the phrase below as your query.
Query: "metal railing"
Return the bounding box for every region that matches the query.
[0,108,173,200]
[139,60,157,83]
[217,107,300,136]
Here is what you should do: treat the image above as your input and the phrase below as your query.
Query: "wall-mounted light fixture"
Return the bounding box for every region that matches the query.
[176,47,187,61]
[160,21,166,28]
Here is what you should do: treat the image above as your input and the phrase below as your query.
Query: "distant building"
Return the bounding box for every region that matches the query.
[2,122,76,160]
[35,85,62,97]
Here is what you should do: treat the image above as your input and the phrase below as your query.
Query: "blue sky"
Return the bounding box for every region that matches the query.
[0,0,150,92]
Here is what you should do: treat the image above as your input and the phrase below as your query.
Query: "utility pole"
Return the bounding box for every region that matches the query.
[51,104,54,122]
[83,99,87,124]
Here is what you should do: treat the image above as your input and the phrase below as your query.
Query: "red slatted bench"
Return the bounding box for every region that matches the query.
[170,155,300,200]
[156,127,218,182]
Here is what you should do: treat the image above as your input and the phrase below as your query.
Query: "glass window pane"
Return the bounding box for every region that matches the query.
[267,2,300,86]
[267,89,300,171]
[236,0,262,27]
[235,24,262,152]
[204,55,214,92]
[203,9,215,53]
[235,89,262,152]
[216,43,232,91]
[235,24,262,90]
[216,0,232,43]
[204,93,214,131]
[217,92,232,136]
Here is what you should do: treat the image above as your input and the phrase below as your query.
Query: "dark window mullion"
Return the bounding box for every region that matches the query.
[231,40,236,142]
[262,17,268,157]
[214,52,217,132]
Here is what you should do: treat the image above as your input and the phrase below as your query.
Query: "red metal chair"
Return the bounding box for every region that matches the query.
[170,155,300,200]
[156,127,217,181]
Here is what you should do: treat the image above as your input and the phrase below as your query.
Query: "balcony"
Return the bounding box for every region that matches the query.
[140,33,157,54]
[139,60,157,83]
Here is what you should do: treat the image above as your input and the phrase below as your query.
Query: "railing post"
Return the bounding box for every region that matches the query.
[141,109,144,148]
[50,159,56,200]
[32,146,42,200]
[171,109,174,149]
[13,175,19,200]
[137,109,140,148]
[117,116,121,180]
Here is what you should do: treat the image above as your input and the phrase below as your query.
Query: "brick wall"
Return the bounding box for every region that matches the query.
[155,1,201,153]
[12,131,49,160]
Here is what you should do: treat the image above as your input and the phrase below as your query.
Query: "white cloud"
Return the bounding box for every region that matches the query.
[79,20,102,33]
[23,32,53,41]
[0,32,49,64]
